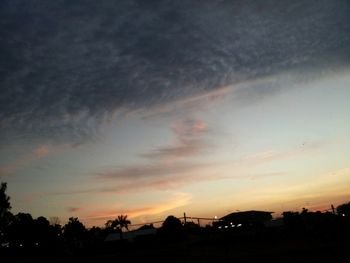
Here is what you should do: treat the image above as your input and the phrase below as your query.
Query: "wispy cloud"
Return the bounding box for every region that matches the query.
[140,118,210,160]
[0,143,73,177]
[233,166,350,210]
[95,118,215,193]
[67,207,82,213]
[98,161,211,181]
[33,146,51,158]
[24,162,216,200]
[26,141,324,199]
[79,192,192,226]
[238,141,324,166]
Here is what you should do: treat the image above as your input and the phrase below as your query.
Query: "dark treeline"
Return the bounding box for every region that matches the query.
[1,181,350,262]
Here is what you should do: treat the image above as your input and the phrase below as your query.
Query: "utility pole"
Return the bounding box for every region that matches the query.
[331,204,335,214]
[184,212,187,224]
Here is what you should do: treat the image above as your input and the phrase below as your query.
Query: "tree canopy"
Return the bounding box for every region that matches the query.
[106,214,131,233]
[0,182,12,238]
[0,182,11,218]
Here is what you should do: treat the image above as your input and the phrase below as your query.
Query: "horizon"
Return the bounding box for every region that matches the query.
[1,0,350,228]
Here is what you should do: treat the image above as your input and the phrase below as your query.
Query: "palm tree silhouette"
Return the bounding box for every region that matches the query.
[111,214,131,240]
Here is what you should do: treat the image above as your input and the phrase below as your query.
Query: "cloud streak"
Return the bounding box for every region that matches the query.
[140,119,210,160]
[98,161,211,181]
[25,140,324,200]
[26,162,220,204]
[80,192,192,226]
[95,117,214,195]
[67,207,82,213]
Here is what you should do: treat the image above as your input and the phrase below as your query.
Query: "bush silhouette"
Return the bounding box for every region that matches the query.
[159,215,183,241]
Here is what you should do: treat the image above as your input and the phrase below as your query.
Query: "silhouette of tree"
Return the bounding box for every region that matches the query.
[46,219,62,248]
[0,182,11,217]
[301,207,309,215]
[36,216,50,227]
[49,216,61,226]
[8,213,35,247]
[88,226,105,246]
[114,214,131,232]
[110,215,131,240]
[160,215,183,241]
[104,215,131,240]
[105,219,117,231]
[48,216,62,244]
[162,215,182,230]
[33,216,51,246]
[50,223,62,239]
[0,182,12,244]
[63,217,87,248]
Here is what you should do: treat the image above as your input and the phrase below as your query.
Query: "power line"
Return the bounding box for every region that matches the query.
[127,215,216,229]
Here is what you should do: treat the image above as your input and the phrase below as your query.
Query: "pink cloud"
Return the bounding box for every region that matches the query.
[98,161,213,180]
[31,144,74,158]
[80,192,191,227]
[34,146,50,158]
[26,161,218,202]
[67,207,82,213]
[140,139,209,159]
[27,142,323,201]
[0,143,76,177]
[141,118,211,160]
[25,118,216,199]
[170,119,208,139]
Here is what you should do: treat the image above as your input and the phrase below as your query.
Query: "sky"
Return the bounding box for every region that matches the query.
[1,0,350,227]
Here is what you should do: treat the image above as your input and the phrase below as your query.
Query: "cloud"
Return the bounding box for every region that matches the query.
[141,119,210,159]
[141,143,207,160]
[67,207,82,213]
[25,141,323,200]
[98,161,209,180]
[33,146,50,158]
[239,166,350,206]
[94,117,215,193]
[80,192,191,226]
[0,143,74,177]
[26,162,218,201]
[1,0,349,142]
[171,119,207,138]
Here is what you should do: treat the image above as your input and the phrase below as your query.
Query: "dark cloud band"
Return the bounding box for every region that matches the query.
[1,0,349,142]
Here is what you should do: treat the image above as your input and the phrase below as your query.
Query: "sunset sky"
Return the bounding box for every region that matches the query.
[1,0,350,227]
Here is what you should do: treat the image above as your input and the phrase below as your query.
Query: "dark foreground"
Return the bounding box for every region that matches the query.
[3,229,349,263]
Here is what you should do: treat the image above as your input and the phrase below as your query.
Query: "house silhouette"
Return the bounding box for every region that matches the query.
[214,210,273,229]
